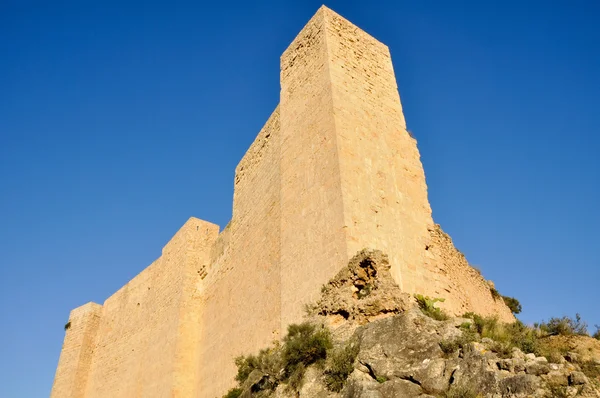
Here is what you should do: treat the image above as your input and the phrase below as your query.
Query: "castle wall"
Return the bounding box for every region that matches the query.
[279,8,350,329]
[50,302,102,398]
[51,7,515,398]
[81,218,218,398]
[322,10,447,297]
[425,225,514,322]
[196,108,282,398]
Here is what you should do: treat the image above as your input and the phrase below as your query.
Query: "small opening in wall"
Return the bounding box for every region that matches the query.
[425,245,430,251]
[64,321,71,331]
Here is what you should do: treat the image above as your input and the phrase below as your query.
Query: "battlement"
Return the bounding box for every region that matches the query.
[51,6,513,398]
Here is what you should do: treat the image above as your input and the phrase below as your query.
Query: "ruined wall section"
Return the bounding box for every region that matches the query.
[51,302,102,398]
[279,8,349,329]
[197,108,282,398]
[82,218,218,398]
[425,225,514,322]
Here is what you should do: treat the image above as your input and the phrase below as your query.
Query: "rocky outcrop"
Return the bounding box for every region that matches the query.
[235,250,600,398]
[309,249,412,325]
[271,310,599,397]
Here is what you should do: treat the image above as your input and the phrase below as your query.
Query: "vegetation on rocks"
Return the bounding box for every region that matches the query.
[323,340,360,392]
[224,250,600,398]
[501,295,522,314]
[414,294,449,321]
[224,321,345,397]
[537,314,589,337]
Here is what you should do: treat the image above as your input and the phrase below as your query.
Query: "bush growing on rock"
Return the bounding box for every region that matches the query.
[324,341,360,392]
[414,294,449,321]
[283,323,331,370]
[501,295,522,314]
[225,322,333,397]
[443,384,479,398]
[539,314,588,336]
[222,388,242,398]
[461,313,540,357]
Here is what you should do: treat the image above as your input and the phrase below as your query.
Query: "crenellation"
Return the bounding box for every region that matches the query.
[51,6,514,398]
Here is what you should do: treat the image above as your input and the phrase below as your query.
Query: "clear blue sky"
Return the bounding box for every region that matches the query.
[1,1,599,396]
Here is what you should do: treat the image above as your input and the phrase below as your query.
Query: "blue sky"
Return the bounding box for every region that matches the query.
[1,0,599,396]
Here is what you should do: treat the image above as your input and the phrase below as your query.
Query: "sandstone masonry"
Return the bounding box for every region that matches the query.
[50,6,514,398]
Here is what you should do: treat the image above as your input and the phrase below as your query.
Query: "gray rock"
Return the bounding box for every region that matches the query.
[525,353,536,360]
[543,370,569,386]
[378,379,422,398]
[497,358,515,372]
[451,350,500,395]
[511,347,525,360]
[299,367,330,398]
[414,358,449,394]
[513,358,526,373]
[525,361,550,376]
[343,370,382,398]
[565,352,579,363]
[498,374,540,397]
[356,309,447,380]
[569,371,589,385]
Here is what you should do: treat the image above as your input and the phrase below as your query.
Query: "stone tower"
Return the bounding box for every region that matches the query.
[51,6,513,398]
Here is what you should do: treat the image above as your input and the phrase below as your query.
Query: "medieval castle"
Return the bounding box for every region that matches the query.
[51,6,513,398]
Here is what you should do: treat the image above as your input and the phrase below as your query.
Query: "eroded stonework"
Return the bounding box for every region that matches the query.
[51,6,513,398]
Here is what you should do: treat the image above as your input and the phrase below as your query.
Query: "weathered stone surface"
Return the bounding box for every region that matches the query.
[543,370,569,386]
[312,250,411,326]
[451,349,500,395]
[498,374,540,397]
[526,361,551,376]
[356,308,455,381]
[377,379,422,397]
[569,371,589,385]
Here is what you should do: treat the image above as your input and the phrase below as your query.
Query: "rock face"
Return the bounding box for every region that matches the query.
[310,249,412,325]
[272,310,599,398]
[239,250,600,398]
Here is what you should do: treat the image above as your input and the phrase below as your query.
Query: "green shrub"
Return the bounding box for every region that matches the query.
[490,287,501,300]
[539,314,588,336]
[593,325,600,340]
[440,325,480,358]
[501,295,522,314]
[439,339,460,356]
[460,314,541,356]
[444,384,479,398]
[414,294,449,321]
[324,341,360,392]
[234,344,282,384]
[283,322,332,372]
[222,388,242,398]
[376,375,388,383]
[546,384,570,398]
[230,322,333,395]
[580,360,600,382]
